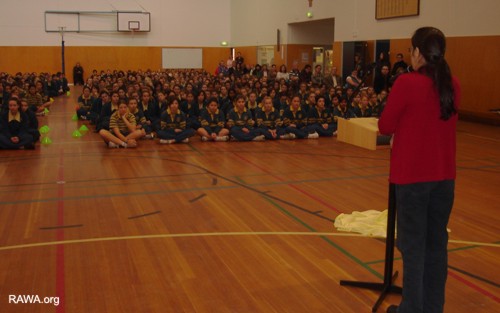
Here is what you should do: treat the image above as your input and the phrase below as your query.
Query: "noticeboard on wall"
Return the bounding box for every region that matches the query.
[376,0,420,20]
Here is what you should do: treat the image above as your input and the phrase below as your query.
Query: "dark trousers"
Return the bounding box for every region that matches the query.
[306,124,336,136]
[157,128,195,142]
[396,180,454,313]
[230,126,264,141]
[282,126,308,139]
[0,133,33,149]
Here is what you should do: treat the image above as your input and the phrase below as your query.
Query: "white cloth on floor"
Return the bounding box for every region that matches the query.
[334,210,389,237]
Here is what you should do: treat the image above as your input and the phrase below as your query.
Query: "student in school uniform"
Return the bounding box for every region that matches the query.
[246,91,260,119]
[138,90,157,132]
[181,92,201,130]
[226,95,265,141]
[305,95,334,137]
[128,97,153,139]
[25,84,47,115]
[197,97,230,142]
[98,91,121,131]
[255,96,282,140]
[333,96,355,122]
[89,90,109,126]
[98,101,143,148]
[76,86,95,120]
[353,95,373,117]
[279,95,311,139]
[157,97,196,144]
[20,98,40,142]
[302,92,316,114]
[0,98,35,149]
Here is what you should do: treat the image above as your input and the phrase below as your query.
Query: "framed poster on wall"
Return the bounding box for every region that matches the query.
[376,0,420,20]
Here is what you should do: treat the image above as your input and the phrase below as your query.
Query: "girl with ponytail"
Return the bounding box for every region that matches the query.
[379,27,461,313]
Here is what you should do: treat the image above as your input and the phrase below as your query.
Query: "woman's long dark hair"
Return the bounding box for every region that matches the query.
[411,27,456,120]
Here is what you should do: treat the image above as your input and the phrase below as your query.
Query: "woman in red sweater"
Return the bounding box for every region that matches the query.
[379,27,461,313]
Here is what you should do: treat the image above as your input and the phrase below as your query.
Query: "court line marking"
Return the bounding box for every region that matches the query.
[0,232,497,252]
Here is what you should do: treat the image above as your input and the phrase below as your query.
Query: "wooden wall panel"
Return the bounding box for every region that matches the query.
[0,46,229,79]
[65,47,162,74]
[273,45,286,68]
[446,36,500,114]
[332,41,343,73]
[235,46,257,67]
[203,47,231,75]
[389,38,411,67]
[287,44,316,70]
[390,36,500,117]
[0,47,61,74]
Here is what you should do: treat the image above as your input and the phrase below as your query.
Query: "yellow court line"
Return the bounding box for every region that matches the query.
[0,232,498,252]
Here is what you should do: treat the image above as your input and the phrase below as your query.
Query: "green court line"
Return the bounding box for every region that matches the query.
[238,172,382,278]
[187,143,203,155]
[262,196,383,279]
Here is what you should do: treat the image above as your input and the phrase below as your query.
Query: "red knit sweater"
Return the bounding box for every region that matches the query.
[378,71,461,184]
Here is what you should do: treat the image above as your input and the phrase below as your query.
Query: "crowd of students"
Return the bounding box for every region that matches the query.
[0,60,392,149]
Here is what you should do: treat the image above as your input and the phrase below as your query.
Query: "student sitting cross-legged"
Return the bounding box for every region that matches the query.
[305,95,335,137]
[226,95,265,142]
[98,101,144,148]
[0,98,35,149]
[279,95,316,139]
[157,97,196,144]
[197,97,230,142]
[255,96,282,140]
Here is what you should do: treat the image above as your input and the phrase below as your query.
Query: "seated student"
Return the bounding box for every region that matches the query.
[128,97,153,139]
[197,97,229,142]
[246,91,259,119]
[98,101,143,148]
[369,93,383,117]
[218,85,232,116]
[255,96,282,140]
[60,73,70,93]
[20,98,40,142]
[138,90,157,132]
[76,86,95,120]
[353,95,372,117]
[181,92,201,130]
[279,95,313,139]
[302,92,316,114]
[89,90,109,126]
[47,74,63,97]
[98,91,120,131]
[25,84,47,115]
[157,97,196,144]
[275,91,289,115]
[333,96,355,122]
[350,93,361,113]
[305,95,334,137]
[156,90,169,115]
[0,98,35,149]
[226,95,265,141]
[35,80,50,105]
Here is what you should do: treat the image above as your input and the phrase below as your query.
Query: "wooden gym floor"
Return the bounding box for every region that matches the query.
[0,87,498,313]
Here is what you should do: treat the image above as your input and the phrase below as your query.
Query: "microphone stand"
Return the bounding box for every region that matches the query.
[339,182,402,312]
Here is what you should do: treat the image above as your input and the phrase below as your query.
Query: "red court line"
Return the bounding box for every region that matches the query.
[448,270,500,303]
[233,152,341,213]
[56,148,65,313]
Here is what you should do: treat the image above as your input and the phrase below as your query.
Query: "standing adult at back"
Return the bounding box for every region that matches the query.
[378,27,461,313]
[73,63,84,86]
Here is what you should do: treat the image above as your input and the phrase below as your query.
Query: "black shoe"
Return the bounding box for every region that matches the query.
[386,305,398,313]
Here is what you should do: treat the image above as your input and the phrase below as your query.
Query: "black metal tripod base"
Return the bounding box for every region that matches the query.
[340,271,402,312]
